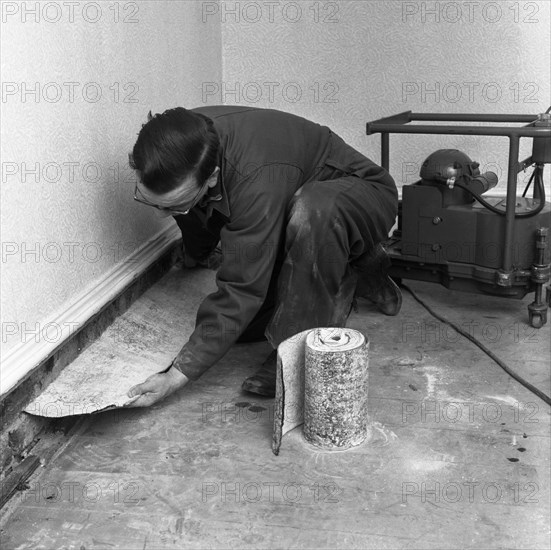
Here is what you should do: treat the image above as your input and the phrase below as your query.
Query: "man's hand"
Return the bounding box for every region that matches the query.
[126,367,189,408]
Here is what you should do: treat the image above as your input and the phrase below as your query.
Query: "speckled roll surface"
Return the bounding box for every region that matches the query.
[303,328,369,450]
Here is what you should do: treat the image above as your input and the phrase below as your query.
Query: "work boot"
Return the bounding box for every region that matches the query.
[241,350,277,397]
[354,243,402,316]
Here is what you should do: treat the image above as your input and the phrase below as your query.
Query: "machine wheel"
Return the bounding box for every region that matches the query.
[530,312,544,329]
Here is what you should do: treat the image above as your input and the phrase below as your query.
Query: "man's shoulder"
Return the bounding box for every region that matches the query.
[191,105,265,120]
[190,105,319,127]
[191,105,251,118]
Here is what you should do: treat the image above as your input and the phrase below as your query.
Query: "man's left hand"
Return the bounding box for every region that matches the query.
[126,367,189,407]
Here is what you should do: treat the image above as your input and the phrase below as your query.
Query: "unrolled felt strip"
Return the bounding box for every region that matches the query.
[272,327,369,455]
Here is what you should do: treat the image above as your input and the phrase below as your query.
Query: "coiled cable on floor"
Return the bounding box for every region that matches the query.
[400,283,551,406]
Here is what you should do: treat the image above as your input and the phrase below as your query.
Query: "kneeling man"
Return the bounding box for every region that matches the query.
[127,106,400,406]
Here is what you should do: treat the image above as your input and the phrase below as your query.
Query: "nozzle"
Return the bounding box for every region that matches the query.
[467,171,498,195]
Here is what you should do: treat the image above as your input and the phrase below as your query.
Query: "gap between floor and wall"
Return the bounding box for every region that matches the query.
[0,225,182,486]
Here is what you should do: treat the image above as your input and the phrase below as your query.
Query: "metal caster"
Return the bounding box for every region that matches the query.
[530,312,544,329]
[528,300,548,328]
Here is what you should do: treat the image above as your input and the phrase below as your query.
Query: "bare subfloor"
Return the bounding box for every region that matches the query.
[1,267,550,549]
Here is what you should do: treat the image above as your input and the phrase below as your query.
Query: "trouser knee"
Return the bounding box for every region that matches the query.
[286,192,348,267]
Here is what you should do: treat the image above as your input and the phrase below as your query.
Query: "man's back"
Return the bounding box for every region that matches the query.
[192,105,333,187]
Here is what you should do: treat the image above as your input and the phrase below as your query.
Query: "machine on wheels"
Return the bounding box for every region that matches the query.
[366,111,551,328]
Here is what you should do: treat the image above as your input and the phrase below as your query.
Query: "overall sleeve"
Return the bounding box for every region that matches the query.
[172,163,303,380]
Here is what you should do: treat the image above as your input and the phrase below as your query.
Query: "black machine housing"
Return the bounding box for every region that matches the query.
[366,111,551,328]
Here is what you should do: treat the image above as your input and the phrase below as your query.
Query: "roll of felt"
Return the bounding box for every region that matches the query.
[303,328,369,450]
[272,327,370,455]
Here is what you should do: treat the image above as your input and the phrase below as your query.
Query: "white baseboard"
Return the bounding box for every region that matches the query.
[1,225,181,397]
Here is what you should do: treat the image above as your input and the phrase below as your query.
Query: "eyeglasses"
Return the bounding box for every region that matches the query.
[133,175,212,216]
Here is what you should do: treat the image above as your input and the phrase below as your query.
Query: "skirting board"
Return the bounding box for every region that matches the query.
[1,224,181,397]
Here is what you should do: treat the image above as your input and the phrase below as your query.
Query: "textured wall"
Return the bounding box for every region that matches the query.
[1,1,222,359]
[2,0,550,385]
[215,0,550,189]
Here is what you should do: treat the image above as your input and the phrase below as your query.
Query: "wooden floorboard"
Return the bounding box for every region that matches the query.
[1,268,549,549]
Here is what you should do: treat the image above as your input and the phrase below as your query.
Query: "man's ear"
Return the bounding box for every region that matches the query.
[207,166,220,188]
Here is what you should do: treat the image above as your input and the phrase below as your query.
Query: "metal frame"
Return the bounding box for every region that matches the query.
[366,111,550,274]
[366,111,551,327]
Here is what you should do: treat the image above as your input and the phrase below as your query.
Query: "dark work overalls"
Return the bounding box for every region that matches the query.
[171,106,398,381]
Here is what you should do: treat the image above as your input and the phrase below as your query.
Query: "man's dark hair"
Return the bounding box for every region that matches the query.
[129,107,219,194]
